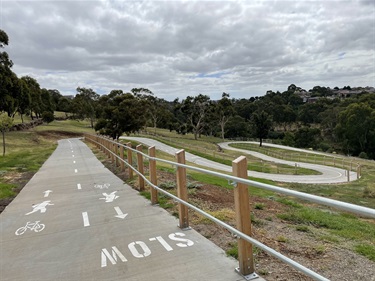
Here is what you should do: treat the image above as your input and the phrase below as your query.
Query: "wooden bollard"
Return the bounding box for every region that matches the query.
[148,146,158,205]
[176,149,189,229]
[232,156,254,276]
[136,144,145,191]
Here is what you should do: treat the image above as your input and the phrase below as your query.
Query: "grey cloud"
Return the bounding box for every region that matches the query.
[3,0,374,100]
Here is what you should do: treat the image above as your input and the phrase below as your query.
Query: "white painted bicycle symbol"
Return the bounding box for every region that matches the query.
[15,221,45,236]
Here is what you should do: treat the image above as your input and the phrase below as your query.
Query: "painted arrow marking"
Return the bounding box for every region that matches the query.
[43,190,52,197]
[114,207,128,219]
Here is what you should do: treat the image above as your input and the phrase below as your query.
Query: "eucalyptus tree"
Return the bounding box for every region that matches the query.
[180,94,211,140]
[95,90,147,139]
[251,110,273,147]
[20,76,42,119]
[216,92,234,140]
[72,87,99,128]
[0,112,13,156]
[0,29,16,116]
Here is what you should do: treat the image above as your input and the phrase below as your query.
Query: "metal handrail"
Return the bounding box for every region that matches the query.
[85,134,375,281]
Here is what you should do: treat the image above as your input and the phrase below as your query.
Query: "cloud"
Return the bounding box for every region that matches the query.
[2,0,374,100]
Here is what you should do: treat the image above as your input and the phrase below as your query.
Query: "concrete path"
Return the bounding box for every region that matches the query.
[121,137,357,184]
[0,138,252,281]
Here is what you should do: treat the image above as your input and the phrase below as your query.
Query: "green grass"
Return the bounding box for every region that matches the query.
[277,206,375,242]
[355,243,375,262]
[0,118,94,199]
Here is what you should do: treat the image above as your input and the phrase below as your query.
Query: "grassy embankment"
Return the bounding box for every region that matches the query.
[0,115,94,200]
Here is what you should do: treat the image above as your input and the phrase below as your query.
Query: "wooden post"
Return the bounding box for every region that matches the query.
[232,156,254,276]
[110,142,115,163]
[148,146,158,205]
[127,142,133,178]
[136,144,145,191]
[176,149,189,229]
[347,169,350,182]
[115,143,119,167]
[120,145,125,172]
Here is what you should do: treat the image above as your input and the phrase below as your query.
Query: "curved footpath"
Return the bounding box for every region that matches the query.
[120,137,357,184]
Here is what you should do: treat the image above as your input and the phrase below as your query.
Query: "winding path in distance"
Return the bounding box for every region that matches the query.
[120,137,357,184]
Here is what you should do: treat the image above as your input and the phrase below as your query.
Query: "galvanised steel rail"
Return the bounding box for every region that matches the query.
[85,134,375,281]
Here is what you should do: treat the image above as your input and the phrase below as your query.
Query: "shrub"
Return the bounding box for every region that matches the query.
[359,152,369,159]
[42,111,54,123]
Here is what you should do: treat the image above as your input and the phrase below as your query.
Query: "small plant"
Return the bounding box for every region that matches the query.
[187,181,203,189]
[363,186,375,198]
[276,235,288,243]
[159,181,176,189]
[265,216,273,221]
[258,269,269,276]
[226,242,238,259]
[254,203,265,210]
[296,225,310,232]
[355,243,375,262]
[313,245,326,255]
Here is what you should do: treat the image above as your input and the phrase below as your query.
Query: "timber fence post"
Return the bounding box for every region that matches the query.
[120,145,125,172]
[176,149,189,229]
[136,144,145,191]
[127,142,133,179]
[232,156,255,276]
[148,146,158,205]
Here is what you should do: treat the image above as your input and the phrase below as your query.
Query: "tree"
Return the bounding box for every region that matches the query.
[335,102,375,158]
[216,92,234,140]
[17,79,31,123]
[21,76,42,119]
[0,29,17,117]
[72,87,99,128]
[251,110,272,147]
[0,112,13,156]
[95,92,146,139]
[180,94,211,140]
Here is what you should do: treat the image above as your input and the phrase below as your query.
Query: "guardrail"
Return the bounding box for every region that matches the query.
[84,134,375,281]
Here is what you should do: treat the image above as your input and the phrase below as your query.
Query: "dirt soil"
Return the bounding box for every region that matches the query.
[3,136,375,281]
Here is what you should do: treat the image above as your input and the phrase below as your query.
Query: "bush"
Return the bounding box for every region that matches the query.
[42,111,54,123]
[359,152,369,159]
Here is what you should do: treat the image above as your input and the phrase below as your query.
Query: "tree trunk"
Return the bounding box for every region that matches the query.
[259,137,263,147]
[21,114,24,123]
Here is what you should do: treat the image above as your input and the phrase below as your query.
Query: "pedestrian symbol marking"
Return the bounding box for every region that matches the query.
[15,221,45,235]
[43,190,52,197]
[100,191,119,203]
[77,183,82,190]
[25,201,54,215]
[82,212,90,227]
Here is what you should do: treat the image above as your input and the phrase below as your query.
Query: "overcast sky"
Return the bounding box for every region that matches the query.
[2,0,374,100]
